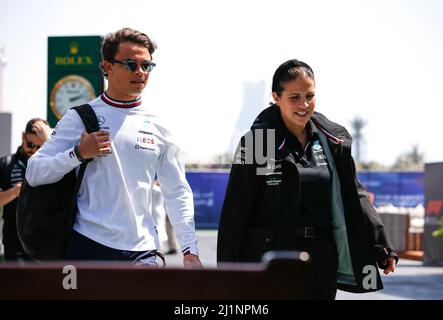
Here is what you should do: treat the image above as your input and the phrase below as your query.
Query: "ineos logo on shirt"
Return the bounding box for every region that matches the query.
[137,137,154,144]
[135,136,156,151]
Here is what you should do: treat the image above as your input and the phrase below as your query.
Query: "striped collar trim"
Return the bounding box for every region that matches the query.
[278,138,286,151]
[101,92,142,108]
[317,126,345,144]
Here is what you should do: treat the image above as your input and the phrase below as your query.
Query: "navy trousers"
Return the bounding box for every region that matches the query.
[65,230,162,266]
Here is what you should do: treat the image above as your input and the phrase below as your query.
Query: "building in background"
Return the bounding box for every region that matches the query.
[0,47,11,158]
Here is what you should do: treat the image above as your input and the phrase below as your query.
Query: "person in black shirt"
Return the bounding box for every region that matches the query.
[217,59,398,299]
[0,118,50,261]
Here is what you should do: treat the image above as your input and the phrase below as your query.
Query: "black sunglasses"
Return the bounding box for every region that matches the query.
[111,59,156,72]
[24,136,41,149]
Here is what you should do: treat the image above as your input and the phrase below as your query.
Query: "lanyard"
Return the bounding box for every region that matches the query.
[17,160,27,171]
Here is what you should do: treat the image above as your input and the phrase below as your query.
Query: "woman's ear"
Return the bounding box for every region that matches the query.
[272,92,279,105]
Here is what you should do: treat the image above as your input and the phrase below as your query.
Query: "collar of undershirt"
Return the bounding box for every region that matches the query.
[101,92,142,108]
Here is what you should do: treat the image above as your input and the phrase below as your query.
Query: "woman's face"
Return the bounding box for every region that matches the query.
[273,76,316,133]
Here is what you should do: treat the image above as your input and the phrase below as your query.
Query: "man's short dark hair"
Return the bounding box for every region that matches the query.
[101,27,157,77]
[25,118,49,134]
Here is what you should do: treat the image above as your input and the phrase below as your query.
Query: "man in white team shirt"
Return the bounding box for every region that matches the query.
[26,28,202,267]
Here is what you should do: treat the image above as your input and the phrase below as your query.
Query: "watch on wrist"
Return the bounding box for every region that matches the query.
[74,145,84,162]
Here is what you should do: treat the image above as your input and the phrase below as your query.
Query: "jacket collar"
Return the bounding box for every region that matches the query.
[16,146,29,163]
[251,104,290,160]
[250,104,352,160]
[311,112,352,147]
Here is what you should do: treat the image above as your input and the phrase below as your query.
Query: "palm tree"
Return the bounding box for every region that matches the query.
[392,144,424,169]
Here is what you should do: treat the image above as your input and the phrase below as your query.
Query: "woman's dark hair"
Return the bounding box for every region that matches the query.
[100,27,157,77]
[272,59,315,97]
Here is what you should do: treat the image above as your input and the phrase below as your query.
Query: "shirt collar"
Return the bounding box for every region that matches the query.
[101,92,142,108]
[281,119,320,154]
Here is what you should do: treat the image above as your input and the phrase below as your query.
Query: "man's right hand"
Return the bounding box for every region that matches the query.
[32,120,52,142]
[77,131,111,159]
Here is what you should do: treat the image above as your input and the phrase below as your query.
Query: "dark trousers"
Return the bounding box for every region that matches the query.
[65,230,161,266]
[295,236,338,300]
[2,221,29,262]
[3,245,29,262]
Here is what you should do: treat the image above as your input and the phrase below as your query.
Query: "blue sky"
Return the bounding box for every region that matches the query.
[1,0,443,165]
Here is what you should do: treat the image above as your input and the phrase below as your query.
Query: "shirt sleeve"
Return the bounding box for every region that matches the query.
[157,139,199,256]
[26,110,83,187]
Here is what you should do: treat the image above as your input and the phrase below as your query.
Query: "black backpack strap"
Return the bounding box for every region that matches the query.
[71,104,100,133]
[70,104,100,198]
[5,155,12,167]
[0,154,12,168]
[0,155,12,189]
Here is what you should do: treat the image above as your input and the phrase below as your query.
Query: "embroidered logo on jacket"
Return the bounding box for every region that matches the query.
[312,140,328,167]
[265,158,283,186]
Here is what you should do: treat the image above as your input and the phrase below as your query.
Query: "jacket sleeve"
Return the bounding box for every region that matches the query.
[217,134,258,263]
[352,157,399,266]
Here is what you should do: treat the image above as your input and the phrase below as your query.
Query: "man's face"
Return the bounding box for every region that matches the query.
[22,133,44,157]
[103,42,152,101]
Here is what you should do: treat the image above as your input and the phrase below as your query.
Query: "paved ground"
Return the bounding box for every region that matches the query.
[164,230,443,300]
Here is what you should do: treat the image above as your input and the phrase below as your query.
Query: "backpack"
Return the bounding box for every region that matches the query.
[0,154,13,191]
[16,104,99,261]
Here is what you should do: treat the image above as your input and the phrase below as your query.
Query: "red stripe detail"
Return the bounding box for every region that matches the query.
[101,94,141,108]
[182,246,191,256]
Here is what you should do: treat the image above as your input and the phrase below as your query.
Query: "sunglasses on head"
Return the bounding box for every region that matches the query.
[111,59,156,72]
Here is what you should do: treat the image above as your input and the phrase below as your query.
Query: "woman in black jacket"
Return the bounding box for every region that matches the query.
[217,59,398,299]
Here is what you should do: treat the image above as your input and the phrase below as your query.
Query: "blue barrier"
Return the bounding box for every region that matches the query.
[186,171,229,229]
[186,170,424,229]
[358,171,424,208]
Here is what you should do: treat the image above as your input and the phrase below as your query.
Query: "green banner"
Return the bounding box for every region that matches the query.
[47,36,103,127]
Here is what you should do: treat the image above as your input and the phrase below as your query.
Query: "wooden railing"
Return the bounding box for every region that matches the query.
[0,251,312,300]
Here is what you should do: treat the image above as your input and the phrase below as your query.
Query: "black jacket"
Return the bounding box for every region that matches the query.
[217,105,398,293]
[0,147,28,247]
